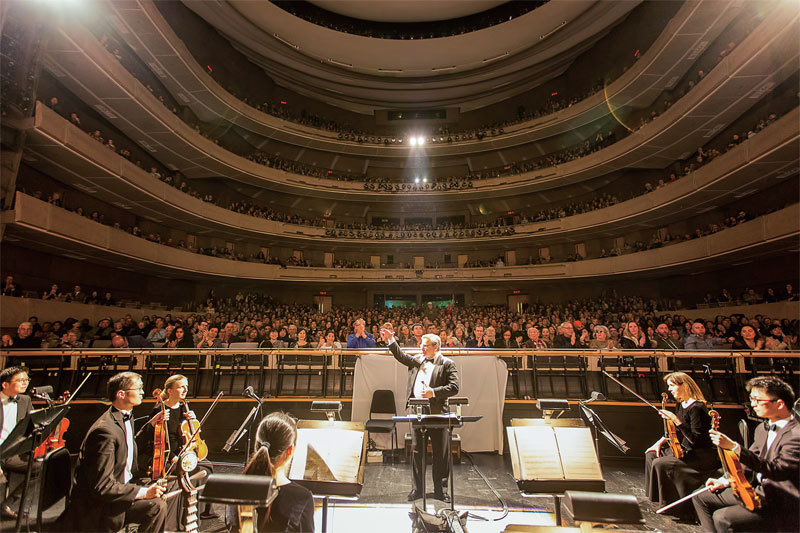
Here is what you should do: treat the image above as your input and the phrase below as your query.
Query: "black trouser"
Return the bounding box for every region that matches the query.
[412,427,448,496]
[124,498,168,533]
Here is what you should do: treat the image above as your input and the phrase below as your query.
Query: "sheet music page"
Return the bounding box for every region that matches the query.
[554,427,603,480]
[513,426,564,480]
[289,428,364,483]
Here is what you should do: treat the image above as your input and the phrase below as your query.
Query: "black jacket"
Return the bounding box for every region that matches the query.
[388,341,459,414]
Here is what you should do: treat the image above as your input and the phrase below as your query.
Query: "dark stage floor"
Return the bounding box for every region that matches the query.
[3,454,702,532]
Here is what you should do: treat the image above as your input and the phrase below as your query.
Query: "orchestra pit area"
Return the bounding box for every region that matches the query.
[0,0,798,532]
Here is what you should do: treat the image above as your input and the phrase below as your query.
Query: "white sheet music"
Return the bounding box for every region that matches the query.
[289,428,364,483]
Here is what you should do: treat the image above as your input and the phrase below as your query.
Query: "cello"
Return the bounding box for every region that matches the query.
[151,389,169,479]
[709,410,761,511]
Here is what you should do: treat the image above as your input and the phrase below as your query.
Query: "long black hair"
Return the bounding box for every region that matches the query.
[243,412,297,477]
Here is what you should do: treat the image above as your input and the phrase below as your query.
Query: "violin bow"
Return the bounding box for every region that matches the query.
[601,370,662,413]
[162,391,224,479]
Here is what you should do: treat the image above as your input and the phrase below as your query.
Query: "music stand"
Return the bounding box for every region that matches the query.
[577,402,629,456]
[0,405,70,532]
[393,402,481,512]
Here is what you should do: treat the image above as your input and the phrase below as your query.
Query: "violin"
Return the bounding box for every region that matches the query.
[152,389,169,479]
[179,400,208,462]
[33,391,71,458]
[709,410,761,511]
[662,392,684,459]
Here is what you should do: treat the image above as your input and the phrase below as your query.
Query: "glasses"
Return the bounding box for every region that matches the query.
[125,387,144,393]
[12,378,31,384]
[749,395,775,404]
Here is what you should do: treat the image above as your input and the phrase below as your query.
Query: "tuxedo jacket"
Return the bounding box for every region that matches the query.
[68,407,142,532]
[388,341,459,414]
[0,394,32,454]
[740,418,800,528]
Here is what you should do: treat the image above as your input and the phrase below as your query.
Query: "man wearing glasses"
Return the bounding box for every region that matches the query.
[0,367,32,518]
[694,376,799,532]
[64,372,175,533]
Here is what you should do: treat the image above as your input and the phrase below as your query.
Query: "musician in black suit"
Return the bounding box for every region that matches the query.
[0,366,33,519]
[694,376,799,532]
[64,372,172,533]
[380,326,459,503]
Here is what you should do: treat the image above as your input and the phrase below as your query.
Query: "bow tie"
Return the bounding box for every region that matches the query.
[769,423,778,432]
[4,396,19,404]
[121,412,132,422]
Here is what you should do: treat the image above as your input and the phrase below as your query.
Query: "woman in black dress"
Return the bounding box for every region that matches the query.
[243,412,315,532]
[644,372,718,520]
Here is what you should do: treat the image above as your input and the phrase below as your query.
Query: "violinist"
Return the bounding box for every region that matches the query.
[694,376,799,532]
[645,372,717,520]
[137,375,216,520]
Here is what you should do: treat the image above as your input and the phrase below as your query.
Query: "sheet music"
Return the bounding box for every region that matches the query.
[289,428,364,483]
[554,427,603,480]
[512,426,564,480]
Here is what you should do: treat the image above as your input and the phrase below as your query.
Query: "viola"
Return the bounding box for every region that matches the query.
[709,410,761,511]
[33,391,71,458]
[179,400,208,462]
[662,392,684,459]
[152,389,169,479]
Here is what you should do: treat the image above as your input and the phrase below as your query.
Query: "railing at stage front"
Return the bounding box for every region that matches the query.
[1,348,797,403]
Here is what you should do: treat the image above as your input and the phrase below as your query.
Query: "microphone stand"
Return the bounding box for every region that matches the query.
[223,391,263,462]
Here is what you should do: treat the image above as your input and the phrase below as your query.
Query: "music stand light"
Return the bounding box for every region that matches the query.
[564,491,643,530]
[536,398,570,419]
[311,400,343,422]
[199,473,277,506]
[408,397,429,417]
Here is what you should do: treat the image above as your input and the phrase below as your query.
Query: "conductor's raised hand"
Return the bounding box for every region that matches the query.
[380,327,395,344]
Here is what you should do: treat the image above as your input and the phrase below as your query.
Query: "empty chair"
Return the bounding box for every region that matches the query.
[37,447,72,531]
[364,389,398,464]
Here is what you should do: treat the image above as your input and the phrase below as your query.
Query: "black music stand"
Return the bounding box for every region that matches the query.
[577,402,629,456]
[393,400,481,513]
[0,405,70,532]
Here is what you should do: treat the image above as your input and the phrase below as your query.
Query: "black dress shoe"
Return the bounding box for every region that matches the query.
[407,489,420,501]
[434,492,451,504]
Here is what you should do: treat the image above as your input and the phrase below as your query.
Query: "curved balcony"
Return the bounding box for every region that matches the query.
[22,100,799,250]
[103,0,740,156]
[40,2,799,201]
[4,192,796,283]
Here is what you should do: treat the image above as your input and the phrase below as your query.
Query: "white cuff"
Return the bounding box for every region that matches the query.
[135,486,148,500]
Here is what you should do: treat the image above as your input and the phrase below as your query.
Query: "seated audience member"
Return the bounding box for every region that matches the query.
[588,325,619,349]
[241,412,315,532]
[404,323,424,348]
[524,327,548,349]
[165,326,195,348]
[59,329,85,348]
[259,330,287,349]
[730,325,764,350]
[196,326,223,348]
[65,284,86,303]
[494,329,520,348]
[552,321,588,348]
[466,325,493,348]
[291,329,312,348]
[63,372,177,533]
[145,318,167,344]
[652,323,682,350]
[694,376,799,533]
[42,284,62,301]
[0,366,35,518]
[1,322,41,349]
[683,321,732,350]
[2,275,21,297]
[111,333,155,349]
[620,321,648,349]
[346,318,376,348]
[318,330,341,349]
[763,324,790,350]
[447,326,467,348]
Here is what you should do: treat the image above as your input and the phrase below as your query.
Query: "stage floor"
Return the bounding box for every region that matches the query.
[4,454,702,532]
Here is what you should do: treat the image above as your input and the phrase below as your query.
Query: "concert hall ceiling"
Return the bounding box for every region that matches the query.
[181,0,641,112]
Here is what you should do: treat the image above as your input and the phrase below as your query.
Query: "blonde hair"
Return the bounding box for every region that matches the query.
[664,372,706,403]
[161,374,188,400]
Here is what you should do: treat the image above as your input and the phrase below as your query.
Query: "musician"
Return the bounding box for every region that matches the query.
[694,376,799,532]
[242,412,314,532]
[64,372,177,533]
[380,326,459,503]
[644,372,717,519]
[137,374,216,519]
[0,366,33,519]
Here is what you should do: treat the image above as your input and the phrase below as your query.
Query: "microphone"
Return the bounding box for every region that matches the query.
[582,391,606,403]
[243,386,262,403]
[31,385,54,400]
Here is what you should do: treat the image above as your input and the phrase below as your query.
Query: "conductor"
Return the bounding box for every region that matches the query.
[380,325,459,503]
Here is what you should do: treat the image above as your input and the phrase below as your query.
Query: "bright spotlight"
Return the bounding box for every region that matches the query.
[409,137,417,146]
[417,136,425,145]
[422,177,428,183]
[414,177,420,184]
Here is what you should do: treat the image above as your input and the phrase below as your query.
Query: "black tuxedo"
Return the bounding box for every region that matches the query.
[694,418,800,532]
[65,407,168,533]
[388,341,459,496]
[0,394,33,510]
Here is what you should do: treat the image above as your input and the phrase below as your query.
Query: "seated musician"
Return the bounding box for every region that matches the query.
[0,366,34,519]
[242,412,315,532]
[63,372,178,533]
[645,372,717,520]
[694,376,799,532]
[137,374,216,519]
